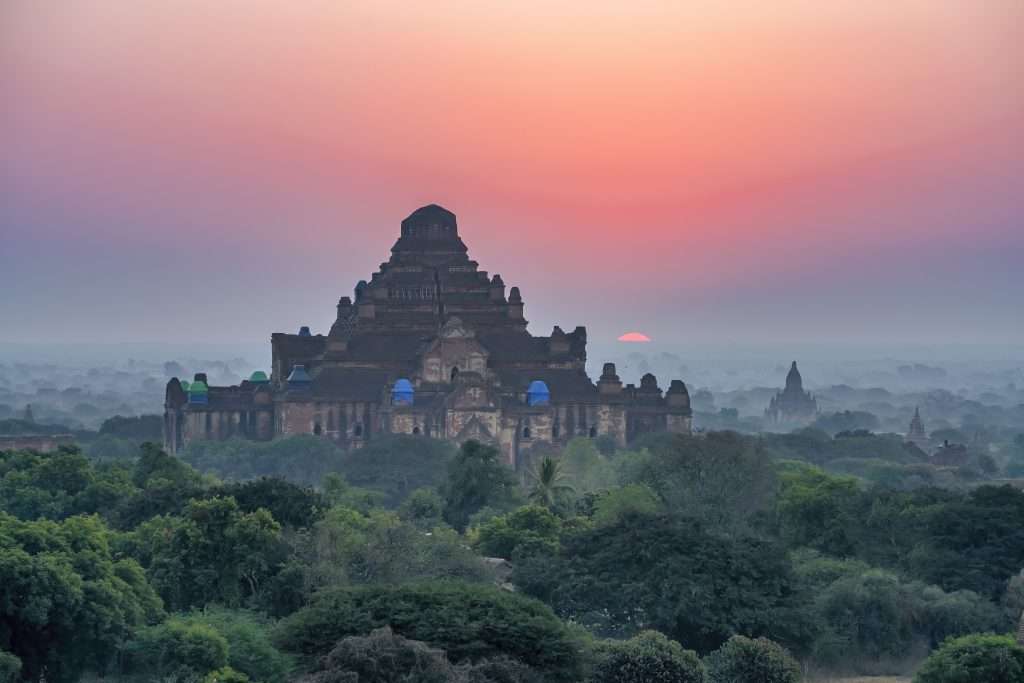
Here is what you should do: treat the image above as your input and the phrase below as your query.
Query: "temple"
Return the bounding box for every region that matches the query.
[764,361,818,425]
[164,204,692,468]
[906,406,928,446]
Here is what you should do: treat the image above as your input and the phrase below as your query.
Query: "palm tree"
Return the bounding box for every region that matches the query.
[528,456,575,509]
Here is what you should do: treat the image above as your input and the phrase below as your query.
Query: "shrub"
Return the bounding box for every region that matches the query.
[275,581,583,682]
[0,652,21,683]
[125,619,229,680]
[294,626,456,683]
[705,635,801,683]
[591,631,704,683]
[914,633,1024,683]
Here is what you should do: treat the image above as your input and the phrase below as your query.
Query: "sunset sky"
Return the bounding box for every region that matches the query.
[2,1,1022,348]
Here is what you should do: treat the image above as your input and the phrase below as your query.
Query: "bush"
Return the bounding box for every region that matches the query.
[125,619,229,680]
[294,627,455,683]
[914,633,1024,683]
[274,581,583,682]
[0,652,21,683]
[177,608,294,683]
[705,635,801,683]
[591,631,704,683]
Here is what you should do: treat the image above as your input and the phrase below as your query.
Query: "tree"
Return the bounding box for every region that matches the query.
[175,608,294,683]
[274,582,584,682]
[98,414,163,441]
[705,636,801,683]
[474,505,561,559]
[398,487,446,530]
[526,457,574,510]
[591,631,704,683]
[294,627,456,683]
[0,651,20,683]
[340,435,457,507]
[619,432,776,532]
[124,618,230,681]
[127,496,286,611]
[773,461,863,556]
[442,441,523,531]
[295,506,487,595]
[211,477,325,528]
[914,634,1024,683]
[0,513,162,682]
[514,512,810,651]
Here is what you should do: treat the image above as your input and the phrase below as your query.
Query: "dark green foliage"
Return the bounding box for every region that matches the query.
[340,435,456,507]
[296,507,489,593]
[913,634,1024,683]
[908,485,1024,600]
[704,635,801,683]
[773,461,863,556]
[124,618,229,681]
[618,432,776,532]
[293,626,456,683]
[98,414,163,441]
[590,631,704,683]
[474,505,561,559]
[0,651,20,683]
[515,512,810,652]
[442,441,523,531]
[211,477,325,528]
[175,608,294,683]
[398,487,446,530]
[274,582,584,682]
[0,513,163,682]
[181,435,347,487]
[809,567,1004,669]
[120,442,205,526]
[126,496,286,611]
[0,446,124,520]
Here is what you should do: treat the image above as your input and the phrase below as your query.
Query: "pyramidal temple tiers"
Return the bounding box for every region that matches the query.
[164,205,692,469]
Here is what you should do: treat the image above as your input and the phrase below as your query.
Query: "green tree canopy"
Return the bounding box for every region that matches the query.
[0,513,162,682]
[274,582,583,682]
[442,441,523,531]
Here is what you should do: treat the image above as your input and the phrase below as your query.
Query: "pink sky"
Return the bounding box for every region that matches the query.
[2,1,1022,345]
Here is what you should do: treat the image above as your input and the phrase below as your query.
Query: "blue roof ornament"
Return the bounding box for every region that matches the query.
[392,378,414,406]
[287,364,312,388]
[526,380,550,406]
[298,326,312,337]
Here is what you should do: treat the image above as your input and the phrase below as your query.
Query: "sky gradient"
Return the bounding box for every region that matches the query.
[2,1,1022,348]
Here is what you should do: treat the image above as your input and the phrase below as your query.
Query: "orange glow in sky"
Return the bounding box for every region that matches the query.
[1,1,1022,344]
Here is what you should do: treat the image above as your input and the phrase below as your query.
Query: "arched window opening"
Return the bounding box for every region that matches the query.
[589,427,597,438]
[313,423,322,436]
[450,367,459,383]
[413,426,420,435]
[354,424,363,437]
[522,426,531,439]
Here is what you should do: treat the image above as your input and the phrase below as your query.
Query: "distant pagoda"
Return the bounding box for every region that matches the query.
[765,361,818,425]
[906,406,928,445]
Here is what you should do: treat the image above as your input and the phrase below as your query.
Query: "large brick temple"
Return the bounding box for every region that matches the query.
[164,204,692,468]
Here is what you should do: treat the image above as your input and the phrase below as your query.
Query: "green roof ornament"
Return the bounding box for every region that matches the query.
[179,380,190,392]
[189,380,209,394]
[249,371,269,383]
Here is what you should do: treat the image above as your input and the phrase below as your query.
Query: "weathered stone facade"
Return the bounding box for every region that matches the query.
[165,204,692,469]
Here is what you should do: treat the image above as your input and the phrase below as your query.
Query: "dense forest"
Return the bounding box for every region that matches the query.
[2,426,1024,682]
